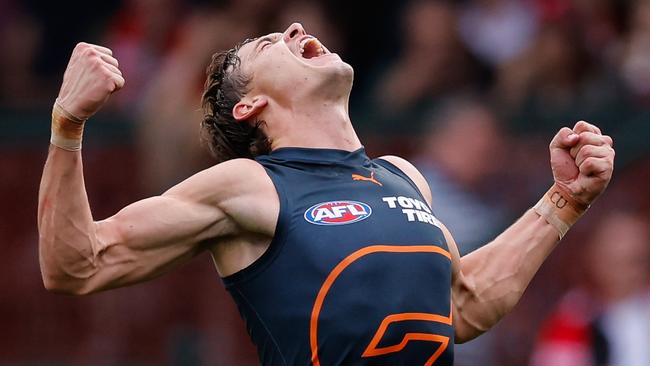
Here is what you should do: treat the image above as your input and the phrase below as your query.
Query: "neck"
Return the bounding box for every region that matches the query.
[265,97,362,152]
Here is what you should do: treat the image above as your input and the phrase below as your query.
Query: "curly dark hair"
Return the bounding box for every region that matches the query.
[201,41,271,163]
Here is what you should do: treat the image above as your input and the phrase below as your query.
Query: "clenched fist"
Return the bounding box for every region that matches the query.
[56,42,124,120]
[549,121,615,206]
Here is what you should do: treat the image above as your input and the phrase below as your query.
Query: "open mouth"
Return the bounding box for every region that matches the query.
[299,37,325,59]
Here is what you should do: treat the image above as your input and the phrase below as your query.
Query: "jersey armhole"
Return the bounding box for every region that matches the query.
[375,158,433,212]
[222,166,291,287]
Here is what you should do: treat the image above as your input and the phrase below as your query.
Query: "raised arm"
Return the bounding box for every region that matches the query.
[38,149,229,294]
[38,43,231,295]
[451,122,613,342]
[382,122,615,342]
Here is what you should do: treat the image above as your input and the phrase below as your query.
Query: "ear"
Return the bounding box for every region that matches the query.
[233,96,268,122]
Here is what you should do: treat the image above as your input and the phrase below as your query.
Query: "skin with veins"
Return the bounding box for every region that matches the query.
[38,24,615,346]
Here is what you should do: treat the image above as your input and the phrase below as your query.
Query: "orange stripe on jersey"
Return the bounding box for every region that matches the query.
[362,311,452,365]
[309,245,452,366]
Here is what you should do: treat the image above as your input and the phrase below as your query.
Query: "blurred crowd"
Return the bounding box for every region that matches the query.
[0,0,649,365]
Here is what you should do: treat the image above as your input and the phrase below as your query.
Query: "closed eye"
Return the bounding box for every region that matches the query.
[253,33,282,57]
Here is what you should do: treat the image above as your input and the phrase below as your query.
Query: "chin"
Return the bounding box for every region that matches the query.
[339,60,354,78]
[316,61,354,100]
[331,60,354,83]
[321,56,353,81]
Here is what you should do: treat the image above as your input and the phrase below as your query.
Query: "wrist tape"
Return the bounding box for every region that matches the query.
[533,184,589,239]
[51,101,86,151]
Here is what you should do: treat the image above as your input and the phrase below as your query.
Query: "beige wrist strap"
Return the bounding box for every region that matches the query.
[51,101,86,151]
[533,184,589,239]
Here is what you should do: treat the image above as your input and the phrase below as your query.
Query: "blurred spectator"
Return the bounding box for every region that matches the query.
[0,7,43,107]
[104,0,184,112]
[414,97,512,255]
[413,96,514,365]
[458,0,539,67]
[495,20,622,134]
[2,0,650,364]
[135,5,258,193]
[535,0,625,64]
[621,0,650,103]
[367,0,479,131]
[494,1,631,135]
[531,211,650,366]
[498,21,588,109]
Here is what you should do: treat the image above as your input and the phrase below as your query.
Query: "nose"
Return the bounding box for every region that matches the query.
[283,23,306,43]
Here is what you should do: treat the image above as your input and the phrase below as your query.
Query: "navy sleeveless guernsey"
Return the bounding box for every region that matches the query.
[222,147,454,366]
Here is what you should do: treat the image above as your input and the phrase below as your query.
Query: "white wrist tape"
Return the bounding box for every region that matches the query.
[533,184,589,239]
[51,102,86,151]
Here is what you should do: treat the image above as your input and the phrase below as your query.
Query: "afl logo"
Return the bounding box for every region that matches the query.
[304,200,372,226]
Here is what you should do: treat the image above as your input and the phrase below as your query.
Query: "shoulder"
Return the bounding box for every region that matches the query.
[378,155,432,206]
[165,157,278,235]
[164,158,274,204]
[206,157,269,184]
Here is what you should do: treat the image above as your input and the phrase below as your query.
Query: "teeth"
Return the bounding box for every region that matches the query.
[299,37,324,57]
[299,37,311,54]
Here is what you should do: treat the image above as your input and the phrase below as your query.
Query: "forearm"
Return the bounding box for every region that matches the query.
[454,183,589,341]
[449,122,613,342]
[36,43,217,295]
[38,145,101,292]
[454,208,560,340]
